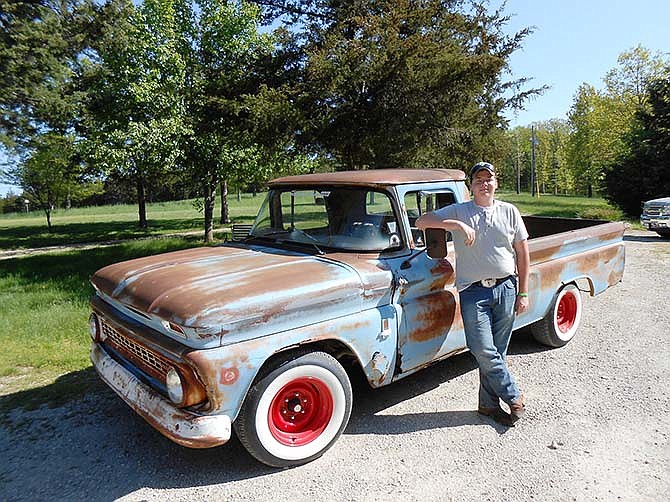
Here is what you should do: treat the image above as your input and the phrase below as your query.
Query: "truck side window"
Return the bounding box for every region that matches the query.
[404,191,456,246]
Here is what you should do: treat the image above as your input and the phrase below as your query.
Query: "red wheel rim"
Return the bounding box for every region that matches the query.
[556,292,578,333]
[268,377,334,446]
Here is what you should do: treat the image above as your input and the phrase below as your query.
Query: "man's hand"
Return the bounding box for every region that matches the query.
[515,295,529,314]
[460,222,476,246]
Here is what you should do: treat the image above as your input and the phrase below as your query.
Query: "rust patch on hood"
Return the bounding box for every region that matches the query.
[91,245,365,333]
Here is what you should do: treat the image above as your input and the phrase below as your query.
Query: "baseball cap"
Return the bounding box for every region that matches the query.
[470,162,495,180]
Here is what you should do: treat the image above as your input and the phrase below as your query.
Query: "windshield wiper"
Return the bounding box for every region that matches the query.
[302,241,324,255]
[289,228,325,255]
[249,230,325,255]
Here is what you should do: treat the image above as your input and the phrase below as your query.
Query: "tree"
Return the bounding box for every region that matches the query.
[174,0,313,241]
[501,120,571,195]
[0,0,96,149]
[604,45,668,107]
[566,84,603,197]
[86,0,187,229]
[254,0,543,170]
[1,0,99,217]
[6,133,79,229]
[544,119,572,195]
[567,46,670,198]
[605,74,670,217]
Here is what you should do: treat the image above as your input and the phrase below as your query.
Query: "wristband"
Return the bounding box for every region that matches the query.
[517,293,529,297]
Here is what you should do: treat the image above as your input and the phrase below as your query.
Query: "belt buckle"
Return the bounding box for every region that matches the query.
[481,278,496,288]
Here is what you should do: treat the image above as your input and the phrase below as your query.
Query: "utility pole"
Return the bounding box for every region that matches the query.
[515,132,520,194]
[531,126,537,197]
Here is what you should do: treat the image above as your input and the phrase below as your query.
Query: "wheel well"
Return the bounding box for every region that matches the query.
[571,277,594,296]
[255,340,370,390]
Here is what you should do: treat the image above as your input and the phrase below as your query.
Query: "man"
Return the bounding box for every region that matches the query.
[416,162,530,426]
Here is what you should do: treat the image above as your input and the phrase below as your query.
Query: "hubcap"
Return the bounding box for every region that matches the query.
[269,377,333,446]
[556,292,578,333]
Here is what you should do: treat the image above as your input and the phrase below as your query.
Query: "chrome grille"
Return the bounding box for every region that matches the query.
[101,319,171,378]
[645,207,662,217]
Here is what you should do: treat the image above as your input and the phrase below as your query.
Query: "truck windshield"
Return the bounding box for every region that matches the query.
[249,188,403,252]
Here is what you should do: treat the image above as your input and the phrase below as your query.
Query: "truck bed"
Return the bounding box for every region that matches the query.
[522,216,615,239]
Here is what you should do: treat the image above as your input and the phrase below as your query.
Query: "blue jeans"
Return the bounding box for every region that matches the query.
[459,276,521,409]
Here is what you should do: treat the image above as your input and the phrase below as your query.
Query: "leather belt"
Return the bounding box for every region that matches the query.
[479,276,510,288]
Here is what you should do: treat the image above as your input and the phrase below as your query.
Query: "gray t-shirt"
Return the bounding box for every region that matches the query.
[434,199,529,291]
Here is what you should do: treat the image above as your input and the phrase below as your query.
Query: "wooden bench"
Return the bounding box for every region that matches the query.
[231,224,253,241]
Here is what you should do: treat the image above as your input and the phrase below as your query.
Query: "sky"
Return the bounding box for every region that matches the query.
[2,0,669,196]
[500,0,670,127]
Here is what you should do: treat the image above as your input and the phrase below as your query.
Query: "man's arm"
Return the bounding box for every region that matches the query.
[513,238,530,313]
[416,213,476,246]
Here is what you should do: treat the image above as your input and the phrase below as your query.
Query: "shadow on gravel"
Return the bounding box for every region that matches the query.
[507,328,556,356]
[624,234,670,243]
[1,331,546,500]
[0,368,105,416]
[348,351,477,429]
[346,334,544,437]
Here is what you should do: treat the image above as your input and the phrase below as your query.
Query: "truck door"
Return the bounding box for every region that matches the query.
[392,189,468,375]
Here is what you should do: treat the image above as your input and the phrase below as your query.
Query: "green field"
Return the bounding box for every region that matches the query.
[0,190,632,251]
[0,190,630,411]
[0,194,264,250]
[497,191,626,221]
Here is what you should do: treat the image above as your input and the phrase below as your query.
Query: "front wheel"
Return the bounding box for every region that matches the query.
[530,283,583,347]
[234,351,352,467]
[655,230,670,239]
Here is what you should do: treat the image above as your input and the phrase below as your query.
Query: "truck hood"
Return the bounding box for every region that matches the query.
[645,197,670,205]
[91,244,365,343]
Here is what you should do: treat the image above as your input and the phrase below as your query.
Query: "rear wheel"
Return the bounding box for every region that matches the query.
[234,351,352,467]
[530,283,583,347]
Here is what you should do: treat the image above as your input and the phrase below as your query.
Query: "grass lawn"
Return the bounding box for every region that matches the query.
[497,191,627,222]
[0,237,203,412]
[0,189,633,411]
[0,190,636,252]
[0,193,265,250]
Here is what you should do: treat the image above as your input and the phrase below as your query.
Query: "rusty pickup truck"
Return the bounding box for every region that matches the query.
[88,169,625,467]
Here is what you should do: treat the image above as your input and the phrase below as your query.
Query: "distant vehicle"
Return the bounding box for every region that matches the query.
[640,197,670,238]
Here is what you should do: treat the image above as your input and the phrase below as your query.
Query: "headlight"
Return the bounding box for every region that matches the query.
[88,313,100,341]
[661,205,670,216]
[166,367,184,404]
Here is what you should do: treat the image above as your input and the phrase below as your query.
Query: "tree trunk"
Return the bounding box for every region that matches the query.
[204,182,216,243]
[44,208,52,232]
[237,186,241,202]
[219,180,230,224]
[137,178,147,229]
[587,183,593,198]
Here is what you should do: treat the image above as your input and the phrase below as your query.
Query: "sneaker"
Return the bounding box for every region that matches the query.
[477,406,515,427]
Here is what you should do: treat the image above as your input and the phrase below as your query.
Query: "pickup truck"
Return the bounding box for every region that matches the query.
[640,196,670,237]
[88,169,626,467]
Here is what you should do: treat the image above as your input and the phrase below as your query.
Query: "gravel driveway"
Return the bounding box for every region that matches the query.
[1,231,668,502]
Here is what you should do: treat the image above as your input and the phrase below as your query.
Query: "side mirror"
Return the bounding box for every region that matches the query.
[425,228,447,259]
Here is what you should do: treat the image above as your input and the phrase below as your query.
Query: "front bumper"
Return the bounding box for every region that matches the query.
[641,217,670,230]
[91,343,231,448]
